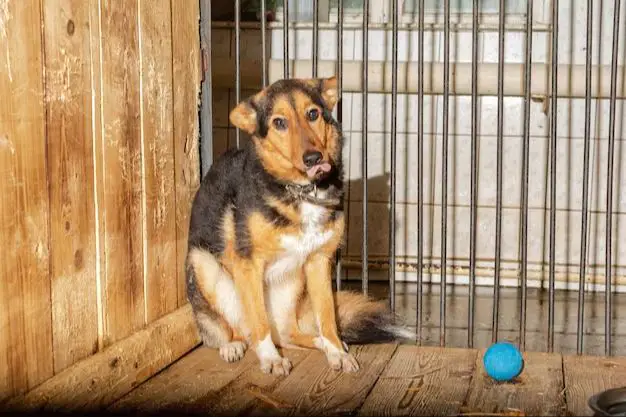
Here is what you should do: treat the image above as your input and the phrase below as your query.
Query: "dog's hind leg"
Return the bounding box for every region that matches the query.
[186,248,248,363]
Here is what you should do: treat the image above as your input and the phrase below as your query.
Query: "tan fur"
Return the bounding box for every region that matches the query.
[188,76,401,375]
[230,77,341,186]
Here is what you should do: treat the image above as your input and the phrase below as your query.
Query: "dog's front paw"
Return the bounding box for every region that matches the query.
[259,356,292,375]
[314,336,360,373]
[327,351,360,372]
[219,341,247,363]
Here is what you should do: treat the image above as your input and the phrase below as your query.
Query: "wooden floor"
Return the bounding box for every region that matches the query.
[109,343,626,416]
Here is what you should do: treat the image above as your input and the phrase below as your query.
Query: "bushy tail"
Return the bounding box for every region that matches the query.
[298,290,416,344]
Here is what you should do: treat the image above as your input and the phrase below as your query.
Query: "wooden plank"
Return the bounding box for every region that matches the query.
[111,348,311,414]
[358,346,476,417]
[249,344,398,416]
[463,350,565,416]
[203,349,312,416]
[0,0,54,400]
[88,0,105,353]
[4,305,200,412]
[99,0,145,345]
[171,0,201,307]
[139,0,178,322]
[43,0,99,374]
[564,355,626,417]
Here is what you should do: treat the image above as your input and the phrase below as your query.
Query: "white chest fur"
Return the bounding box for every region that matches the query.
[264,202,334,284]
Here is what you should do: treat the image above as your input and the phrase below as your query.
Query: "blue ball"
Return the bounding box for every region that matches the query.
[483,342,524,382]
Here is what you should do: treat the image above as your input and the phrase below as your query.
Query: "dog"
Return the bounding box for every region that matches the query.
[185,76,412,376]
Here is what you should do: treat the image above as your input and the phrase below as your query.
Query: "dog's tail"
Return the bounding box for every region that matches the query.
[298,290,416,344]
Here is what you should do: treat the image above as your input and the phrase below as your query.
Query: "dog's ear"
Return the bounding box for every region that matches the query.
[229,98,257,134]
[302,76,339,111]
[318,76,339,110]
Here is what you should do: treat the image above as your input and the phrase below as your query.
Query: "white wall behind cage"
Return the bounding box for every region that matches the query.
[208,0,626,293]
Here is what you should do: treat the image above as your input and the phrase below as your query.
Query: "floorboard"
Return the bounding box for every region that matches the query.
[105,342,626,416]
[110,346,257,413]
[563,354,626,416]
[463,350,566,416]
[358,346,477,416]
[247,344,398,416]
[201,349,312,416]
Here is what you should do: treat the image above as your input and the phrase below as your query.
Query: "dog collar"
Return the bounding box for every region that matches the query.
[284,183,342,207]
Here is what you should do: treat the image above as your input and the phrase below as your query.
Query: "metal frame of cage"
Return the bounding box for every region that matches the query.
[201,0,622,357]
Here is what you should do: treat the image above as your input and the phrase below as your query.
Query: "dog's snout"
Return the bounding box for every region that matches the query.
[303,150,323,167]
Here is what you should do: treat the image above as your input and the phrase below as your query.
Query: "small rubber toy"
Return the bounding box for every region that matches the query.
[483,342,524,382]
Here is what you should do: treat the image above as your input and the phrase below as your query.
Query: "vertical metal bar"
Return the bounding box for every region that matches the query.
[519,0,533,351]
[335,0,344,292]
[388,0,399,313]
[200,0,214,177]
[362,0,370,296]
[548,0,559,353]
[235,0,241,149]
[605,0,621,357]
[440,0,450,347]
[468,0,479,349]
[261,0,268,87]
[313,0,319,77]
[577,0,593,356]
[283,0,289,78]
[492,0,505,345]
[416,0,424,345]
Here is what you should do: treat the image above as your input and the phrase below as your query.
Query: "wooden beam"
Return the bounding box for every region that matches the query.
[4,305,200,412]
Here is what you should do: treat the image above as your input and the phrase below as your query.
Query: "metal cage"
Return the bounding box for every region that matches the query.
[200,0,625,357]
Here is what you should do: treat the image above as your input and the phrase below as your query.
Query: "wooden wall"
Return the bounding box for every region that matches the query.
[0,0,201,400]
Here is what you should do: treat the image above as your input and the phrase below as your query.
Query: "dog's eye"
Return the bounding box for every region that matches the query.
[272,118,287,131]
[307,109,319,122]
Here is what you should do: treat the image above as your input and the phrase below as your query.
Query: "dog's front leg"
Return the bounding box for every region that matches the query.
[232,258,292,375]
[304,253,359,372]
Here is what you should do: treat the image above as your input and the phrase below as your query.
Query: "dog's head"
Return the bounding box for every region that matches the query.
[229,77,341,185]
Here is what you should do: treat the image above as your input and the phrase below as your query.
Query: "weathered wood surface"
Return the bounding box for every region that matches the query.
[171,0,201,307]
[463,350,566,416]
[43,0,99,375]
[139,0,179,323]
[563,354,626,417]
[4,339,618,417]
[0,0,54,400]
[0,0,201,402]
[112,348,311,414]
[359,346,476,416]
[4,305,200,412]
[248,344,398,416]
[99,0,146,345]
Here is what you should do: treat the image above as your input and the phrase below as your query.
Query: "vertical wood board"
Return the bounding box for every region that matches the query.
[43,0,99,374]
[99,0,145,345]
[139,0,178,323]
[0,0,54,399]
[171,0,201,307]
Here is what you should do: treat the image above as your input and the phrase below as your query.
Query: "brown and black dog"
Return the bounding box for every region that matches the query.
[185,76,413,376]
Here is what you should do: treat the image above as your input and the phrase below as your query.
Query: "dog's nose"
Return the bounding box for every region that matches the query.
[303,150,323,167]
